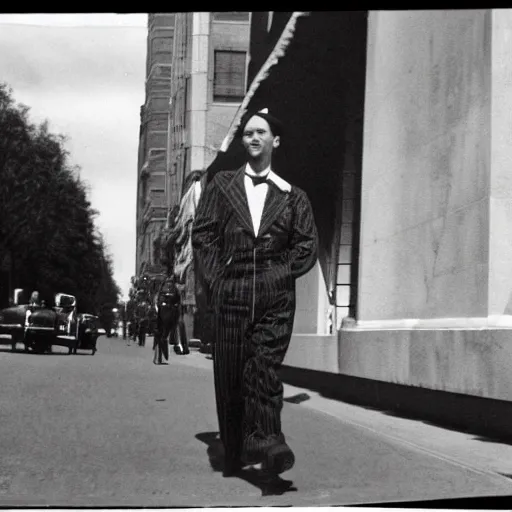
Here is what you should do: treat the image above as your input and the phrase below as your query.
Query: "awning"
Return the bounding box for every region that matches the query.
[206,12,310,178]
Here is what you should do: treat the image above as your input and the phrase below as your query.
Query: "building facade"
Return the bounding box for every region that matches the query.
[166,12,251,212]
[134,12,250,337]
[135,13,175,276]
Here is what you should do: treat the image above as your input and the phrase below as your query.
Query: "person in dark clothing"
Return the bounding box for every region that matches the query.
[133,294,150,347]
[153,274,184,364]
[192,108,318,479]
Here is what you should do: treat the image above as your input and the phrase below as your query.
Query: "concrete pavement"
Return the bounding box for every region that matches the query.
[0,336,511,507]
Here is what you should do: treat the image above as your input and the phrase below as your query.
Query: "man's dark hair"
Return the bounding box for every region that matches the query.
[238,110,284,138]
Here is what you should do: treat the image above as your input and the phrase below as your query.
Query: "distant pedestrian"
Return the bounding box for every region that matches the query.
[153,274,182,364]
[133,295,150,347]
[192,108,318,478]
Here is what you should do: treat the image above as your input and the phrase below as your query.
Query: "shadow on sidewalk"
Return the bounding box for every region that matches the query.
[284,393,311,405]
[195,431,298,497]
[280,365,512,447]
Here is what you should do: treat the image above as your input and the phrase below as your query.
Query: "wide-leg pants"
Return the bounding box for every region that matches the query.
[212,263,295,465]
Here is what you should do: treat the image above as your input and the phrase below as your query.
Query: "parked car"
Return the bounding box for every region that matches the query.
[0,289,84,354]
[0,289,28,351]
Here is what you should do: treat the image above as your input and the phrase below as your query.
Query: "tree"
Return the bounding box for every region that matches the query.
[0,82,120,312]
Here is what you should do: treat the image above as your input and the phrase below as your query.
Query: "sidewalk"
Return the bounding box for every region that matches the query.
[175,348,512,484]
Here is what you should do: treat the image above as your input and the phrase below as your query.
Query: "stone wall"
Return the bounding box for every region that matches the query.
[359,10,491,322]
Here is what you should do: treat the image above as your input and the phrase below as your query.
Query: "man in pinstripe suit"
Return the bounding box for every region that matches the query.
[192,109,318,479]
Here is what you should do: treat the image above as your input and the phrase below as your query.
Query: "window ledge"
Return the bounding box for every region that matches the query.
[211,102,242,107]
[212,20,250,24]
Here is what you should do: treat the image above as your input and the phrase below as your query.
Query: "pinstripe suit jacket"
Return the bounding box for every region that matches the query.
[192,166,318,310]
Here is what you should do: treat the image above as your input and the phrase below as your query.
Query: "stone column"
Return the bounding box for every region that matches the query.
[340,10,512,402]
[188,12,210,176]
[489,10,512,319]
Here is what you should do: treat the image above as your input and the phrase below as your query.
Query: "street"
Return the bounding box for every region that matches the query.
[1,336,512,507]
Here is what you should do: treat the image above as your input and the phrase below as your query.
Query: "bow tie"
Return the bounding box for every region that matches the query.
[246,173,269,186]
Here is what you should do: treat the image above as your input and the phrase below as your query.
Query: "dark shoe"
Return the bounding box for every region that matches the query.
[261,477,295,497]
[262,443,295,475]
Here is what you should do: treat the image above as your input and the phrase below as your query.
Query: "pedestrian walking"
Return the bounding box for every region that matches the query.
[192,108,318,479]
[133,292,150,347]
[153,274,182,364]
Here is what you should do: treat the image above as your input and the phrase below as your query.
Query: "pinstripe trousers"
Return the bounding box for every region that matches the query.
[212,255,295,465]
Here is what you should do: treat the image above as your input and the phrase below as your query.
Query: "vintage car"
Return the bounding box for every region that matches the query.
[0,289,82,354]
[0,289,27,351]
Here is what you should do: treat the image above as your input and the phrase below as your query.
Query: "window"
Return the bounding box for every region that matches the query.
[214,50,246,102]
[336,171,359,328]
[213,12,250,22]
[150,188,165,206]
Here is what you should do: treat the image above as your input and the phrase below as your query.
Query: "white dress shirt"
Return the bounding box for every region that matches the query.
[244,164,270,236]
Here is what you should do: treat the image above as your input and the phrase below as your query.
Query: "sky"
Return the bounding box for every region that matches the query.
[0,13,148,300]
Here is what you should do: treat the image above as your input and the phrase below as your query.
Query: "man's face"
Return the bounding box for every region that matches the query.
[242,115,280,161]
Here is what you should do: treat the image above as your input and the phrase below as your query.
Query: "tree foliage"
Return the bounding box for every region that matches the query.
[0,83,120,313]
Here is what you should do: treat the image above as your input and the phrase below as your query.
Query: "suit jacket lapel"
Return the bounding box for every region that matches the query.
[216,167,254,234]
[258,181,290,237]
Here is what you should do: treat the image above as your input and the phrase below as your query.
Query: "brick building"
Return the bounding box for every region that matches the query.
[135,13,175,275]
[136,12,251,278]
[166,12,251,209]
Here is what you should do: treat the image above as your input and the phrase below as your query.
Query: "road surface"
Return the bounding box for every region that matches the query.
[1,335,511,507]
